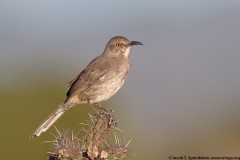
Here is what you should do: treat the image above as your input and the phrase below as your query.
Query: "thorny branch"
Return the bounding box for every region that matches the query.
[48,110,131,160]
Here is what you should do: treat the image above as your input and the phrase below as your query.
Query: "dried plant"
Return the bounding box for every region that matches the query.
[48,110,131,160]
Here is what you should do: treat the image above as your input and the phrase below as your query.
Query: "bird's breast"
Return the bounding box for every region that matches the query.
[87,56,131,103]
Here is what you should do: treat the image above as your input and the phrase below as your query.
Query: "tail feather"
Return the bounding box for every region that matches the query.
[30,102,72,139]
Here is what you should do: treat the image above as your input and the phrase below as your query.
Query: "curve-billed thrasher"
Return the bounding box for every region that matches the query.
[30,36,142,138]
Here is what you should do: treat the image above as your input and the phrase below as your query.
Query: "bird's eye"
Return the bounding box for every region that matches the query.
[116,42,121,47]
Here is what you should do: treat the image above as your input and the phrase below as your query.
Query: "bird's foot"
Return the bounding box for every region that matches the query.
[91,103,117,126]
[92,103,107,113]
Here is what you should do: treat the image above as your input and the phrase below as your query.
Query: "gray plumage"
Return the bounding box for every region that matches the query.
[30,36,142,138]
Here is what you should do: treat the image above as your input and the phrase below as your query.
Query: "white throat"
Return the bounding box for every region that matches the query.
[123,47,131,57]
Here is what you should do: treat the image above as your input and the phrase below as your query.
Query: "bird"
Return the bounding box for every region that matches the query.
[30,36,142,138]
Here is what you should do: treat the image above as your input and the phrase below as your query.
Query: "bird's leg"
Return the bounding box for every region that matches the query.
[92,103,107,113]
[92,103,117,127]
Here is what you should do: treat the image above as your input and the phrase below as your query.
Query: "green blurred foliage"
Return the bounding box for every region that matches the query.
[0,73,94,159]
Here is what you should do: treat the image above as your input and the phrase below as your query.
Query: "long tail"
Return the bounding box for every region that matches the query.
[30,101,72,139]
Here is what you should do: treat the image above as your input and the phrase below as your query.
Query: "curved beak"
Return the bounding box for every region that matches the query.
[130,41,143,46]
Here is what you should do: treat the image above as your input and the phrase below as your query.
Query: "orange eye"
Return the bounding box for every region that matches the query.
[116,42,121,47]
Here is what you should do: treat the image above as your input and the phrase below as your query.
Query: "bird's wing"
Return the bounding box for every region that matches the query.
[66,56,110,98]
[67,75,78,90]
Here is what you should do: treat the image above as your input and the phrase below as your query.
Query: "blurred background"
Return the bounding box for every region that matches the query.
[1,0,240,159]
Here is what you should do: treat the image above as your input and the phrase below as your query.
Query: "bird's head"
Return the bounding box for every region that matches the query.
[104,36,142,57]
